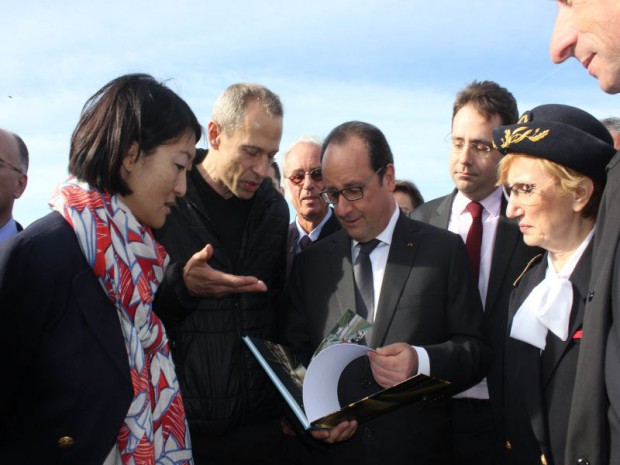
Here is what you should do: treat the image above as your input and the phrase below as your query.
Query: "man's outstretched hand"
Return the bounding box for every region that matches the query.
[183,244,267,298]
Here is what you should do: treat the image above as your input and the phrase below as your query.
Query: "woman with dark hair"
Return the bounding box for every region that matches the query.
[494,104,616,465]
[0,73,202,464]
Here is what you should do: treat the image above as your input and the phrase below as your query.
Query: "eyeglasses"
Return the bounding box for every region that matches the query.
[445,135,495,158]
[502,182,549,206]
[320,166,385,205]
[286,168,323,185]
[0,155,23,174]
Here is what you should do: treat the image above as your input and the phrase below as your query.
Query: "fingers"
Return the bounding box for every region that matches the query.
[191,244,214,263]
[368,343,418,388]
[373,342,407,356]
[213,268,266,291]
[182,244,267,297]
[310,420,358,444]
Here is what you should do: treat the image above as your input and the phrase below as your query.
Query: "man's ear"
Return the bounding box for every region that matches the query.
[384,163,396,192]
[14,174,27,199]
[207,121,222,150]
[121,142,140,173]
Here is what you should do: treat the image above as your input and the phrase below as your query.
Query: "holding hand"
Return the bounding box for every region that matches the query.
[310,420,358,444]
[183,244,267,297]
[368,342,419,388]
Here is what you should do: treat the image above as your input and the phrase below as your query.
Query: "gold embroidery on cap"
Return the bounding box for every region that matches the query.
[499,126,550,149]
[518,112,530,124]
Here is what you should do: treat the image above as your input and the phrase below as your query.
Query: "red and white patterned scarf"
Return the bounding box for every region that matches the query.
[50,177,193,465]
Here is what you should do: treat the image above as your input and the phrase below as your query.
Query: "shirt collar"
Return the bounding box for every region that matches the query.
[295,207,333,242]
[453,187,502,218]
[0,217,19,245]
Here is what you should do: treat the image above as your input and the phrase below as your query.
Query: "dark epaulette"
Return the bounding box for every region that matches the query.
[512,253,544,288]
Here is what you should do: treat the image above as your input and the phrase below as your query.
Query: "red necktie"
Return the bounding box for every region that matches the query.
[465,202,483,279]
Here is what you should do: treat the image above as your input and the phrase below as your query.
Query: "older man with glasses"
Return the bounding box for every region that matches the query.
[281,120,490,465]
[0,128,28,245]
[412,80,541,465]
[283,136,341,276]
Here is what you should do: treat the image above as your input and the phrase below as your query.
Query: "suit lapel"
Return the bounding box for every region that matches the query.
[540,243,592,387]
[486,200,520,310]
[75,269,131,382]
[507,260,549,450]
[328,232,357,319]
[370,216,420,347]
[430,192,454,229]
[288,223,299,254]
[286,223,299,275]
[318,209,341,241]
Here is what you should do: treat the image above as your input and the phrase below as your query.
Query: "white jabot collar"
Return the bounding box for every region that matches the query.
[510,227,594,350]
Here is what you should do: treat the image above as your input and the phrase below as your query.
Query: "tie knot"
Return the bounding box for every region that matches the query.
[466,201,483,218]
[358,238,381,257]
[299,235,313,250]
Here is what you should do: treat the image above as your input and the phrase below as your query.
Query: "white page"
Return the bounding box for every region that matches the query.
[303,343,372,422]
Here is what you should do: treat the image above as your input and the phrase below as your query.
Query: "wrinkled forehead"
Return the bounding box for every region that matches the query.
[286,143,322,171]
[322,140,374,187]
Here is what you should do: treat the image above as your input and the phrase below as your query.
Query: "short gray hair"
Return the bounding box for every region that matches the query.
[282,135,323,175]
[212,83,283,134]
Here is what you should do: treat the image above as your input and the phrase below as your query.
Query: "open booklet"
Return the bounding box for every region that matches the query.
[242,310,450,430]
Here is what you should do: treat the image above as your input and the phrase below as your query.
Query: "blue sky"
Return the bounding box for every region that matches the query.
[3,0,620,226]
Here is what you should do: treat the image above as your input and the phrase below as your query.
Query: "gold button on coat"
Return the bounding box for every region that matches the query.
[505,440,512,450]
[58,436,75,448]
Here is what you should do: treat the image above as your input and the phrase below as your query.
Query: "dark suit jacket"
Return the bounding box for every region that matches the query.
[412,191,541,441]
[0,212,133,464]
[504,244,591,465]
[286,210,341,276]
[283,213,490,465]
[566,152,620,465]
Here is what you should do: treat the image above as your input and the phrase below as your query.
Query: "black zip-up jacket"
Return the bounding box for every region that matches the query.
[154,168,289,435]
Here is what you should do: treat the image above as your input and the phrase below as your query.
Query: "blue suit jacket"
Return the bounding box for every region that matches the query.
[0,212,133,464]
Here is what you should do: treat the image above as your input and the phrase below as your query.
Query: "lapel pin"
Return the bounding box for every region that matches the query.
[406,241,414,247]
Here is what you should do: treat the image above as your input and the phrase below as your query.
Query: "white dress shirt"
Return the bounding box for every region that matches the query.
[294,208,334,253]
[350,204,431,376]
[448,188,502,400]
[448,188,502,306]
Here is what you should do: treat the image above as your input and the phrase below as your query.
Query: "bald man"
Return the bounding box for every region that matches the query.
[0,129,28,245]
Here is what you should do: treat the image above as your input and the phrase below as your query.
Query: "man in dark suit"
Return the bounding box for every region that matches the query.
[283,121,490,465]
[550,4,620,464]
[412,80,541,464]
[0,128,28,245]
[283,136,341,276]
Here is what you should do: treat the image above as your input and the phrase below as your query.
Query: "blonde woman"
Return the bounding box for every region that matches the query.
[493,104,616,465]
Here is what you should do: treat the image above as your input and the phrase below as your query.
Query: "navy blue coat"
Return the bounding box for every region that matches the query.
[0,212,133,464]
